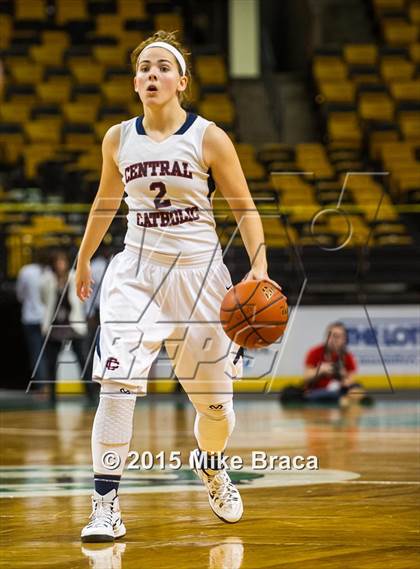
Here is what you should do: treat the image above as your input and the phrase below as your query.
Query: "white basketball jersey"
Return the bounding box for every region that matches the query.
[118,113,222,262]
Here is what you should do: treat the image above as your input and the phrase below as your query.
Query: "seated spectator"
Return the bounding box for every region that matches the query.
[303,322,370,407]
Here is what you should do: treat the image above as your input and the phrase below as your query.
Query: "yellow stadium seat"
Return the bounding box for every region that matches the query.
[0,128,25,164]
[96,15,124,36]
[369,129,400,160]
[198,95,235,125]
[295,143,335,178]
[16,0,45,20]
[241,162,266,181]
[119,31,147,53]
[362,200,399,221]
[280,189,316,205]
[73,90,102,106]
[22,144,55,178]
[390,80,420,101]
[381,141,415,166]
[94,119,118,140]
[400,115,420,140]
[343,44,378,65]
[0,15,12,49]
[373,0,405,8]
[7,88,37,105]
[375,234,412,246]
[327,113,363,144]
[77,147,102,174]
[381,58,415,81]
[55,0,87,24]
[409,2,420,24]
[271,175,316,212]
[63,102,99,123]
[319,81,356,103]
[233,144,266,180]
[262,218,296,247]
[30,45,64,66]
[37,82,71,104]
[94,46,127,66]
[383,20,418,45]
[10,63,44,85]
[359,93,394,121]
[102,78,134,104]
[195,56,227,86]
[287,206,320,224]
[128,101,143,117]
[0,103,31,124]
[64,129,96,150]
[409,43,420,63]
[313,57,347,82]
[393,169,420,196]
[187,80,200,105]
[117,0,147,19]
[155,13,184,35]
[41,31,70,49]
[24,121,61,144]
[374,223,409,236]
[70,62,105,84]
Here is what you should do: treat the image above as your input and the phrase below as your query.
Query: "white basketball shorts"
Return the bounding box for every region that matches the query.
[92,247,243,404]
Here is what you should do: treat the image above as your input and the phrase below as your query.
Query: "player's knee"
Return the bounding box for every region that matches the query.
[193,400,235,452]
[194,400,235,438]
[93,381,137,445]
[99,380,139,401]
[194,400,234,421]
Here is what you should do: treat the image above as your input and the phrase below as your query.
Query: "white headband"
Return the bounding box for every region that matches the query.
[139,41,186,76]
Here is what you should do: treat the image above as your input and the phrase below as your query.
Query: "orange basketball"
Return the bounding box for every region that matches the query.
[220,280,288,349]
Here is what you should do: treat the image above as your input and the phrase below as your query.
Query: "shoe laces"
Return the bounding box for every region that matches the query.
[87,497,114,528]
[207,470,239,508]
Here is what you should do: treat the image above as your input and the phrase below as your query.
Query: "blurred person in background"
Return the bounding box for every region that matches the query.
[41,249,95,404]
[84,244,112,382]
[16,249,50,393]
[303,321,371,407]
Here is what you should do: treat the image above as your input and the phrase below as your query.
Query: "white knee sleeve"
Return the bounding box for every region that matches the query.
[193,400,236,453]
[92,381,137,476]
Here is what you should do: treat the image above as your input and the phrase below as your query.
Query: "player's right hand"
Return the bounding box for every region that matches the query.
[75,259,94,301]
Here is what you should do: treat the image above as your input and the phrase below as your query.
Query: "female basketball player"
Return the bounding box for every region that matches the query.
[76,31,274,541]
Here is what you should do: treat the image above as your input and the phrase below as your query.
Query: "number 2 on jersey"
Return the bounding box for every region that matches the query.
[150,182,171,209]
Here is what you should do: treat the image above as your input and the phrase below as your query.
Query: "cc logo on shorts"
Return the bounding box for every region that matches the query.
[120,388,131,394]
[105,357,120,371]
[209,404,223,410]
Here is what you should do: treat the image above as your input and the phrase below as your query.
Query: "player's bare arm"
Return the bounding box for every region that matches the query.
[76,124,124,301]
[203,124,272,283]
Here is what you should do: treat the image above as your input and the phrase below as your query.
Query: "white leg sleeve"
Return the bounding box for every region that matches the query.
[193,400,236,453]
[92,381,137,476]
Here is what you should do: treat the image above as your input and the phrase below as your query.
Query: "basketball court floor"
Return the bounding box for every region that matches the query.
[1,394,419,568]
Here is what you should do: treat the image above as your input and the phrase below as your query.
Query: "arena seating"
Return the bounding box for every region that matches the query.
[0,0,419,295]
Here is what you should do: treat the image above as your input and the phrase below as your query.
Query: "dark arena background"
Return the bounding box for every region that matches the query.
[0,1,419,568]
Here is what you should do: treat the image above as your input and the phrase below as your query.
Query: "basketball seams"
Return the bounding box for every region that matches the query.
[232,285,269,346]
[233,280,264,309]
[222,292,287,334]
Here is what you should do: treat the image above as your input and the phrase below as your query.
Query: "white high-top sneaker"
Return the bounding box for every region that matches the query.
[81,489,126,542]
[192,450,243,523]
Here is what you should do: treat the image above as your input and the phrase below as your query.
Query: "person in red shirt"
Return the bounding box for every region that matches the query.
[303,322,367,406]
